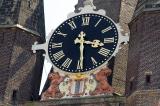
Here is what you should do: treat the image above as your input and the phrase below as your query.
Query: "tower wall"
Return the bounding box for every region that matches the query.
[0,0,45,37]
[126,1,160,105]
[112,0,138,95]
[0,0,45,105]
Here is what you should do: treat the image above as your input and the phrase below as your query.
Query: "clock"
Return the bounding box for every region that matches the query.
[48,13,119,73]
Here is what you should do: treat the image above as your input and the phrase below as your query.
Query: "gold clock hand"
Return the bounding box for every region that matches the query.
[74,31,104,69]
[80,42,84,69]
[84,40,104,48]
[74,31,86,69]
[84,41,92,44]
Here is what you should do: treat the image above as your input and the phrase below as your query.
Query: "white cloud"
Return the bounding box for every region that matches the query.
[39,0,78,95]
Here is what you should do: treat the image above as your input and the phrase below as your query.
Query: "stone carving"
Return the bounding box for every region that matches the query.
[91,67,114,95]
[69,79,87,97]
[59,77,71,97]
[41,72,64,100]
[41,67,113,100]
[85,75,97,96]
[59,76,97,97]
[156,100,160,106]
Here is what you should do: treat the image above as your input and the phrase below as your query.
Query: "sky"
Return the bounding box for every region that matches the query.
[39,0,78,94]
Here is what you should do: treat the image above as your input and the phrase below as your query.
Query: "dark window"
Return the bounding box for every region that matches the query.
[119,103,125,106]
[145,4,153,8]
[130,81,133,91]
[0,34,4,44]
[156,4,160,8]
[12,90,18,102]
[146,75,151,84]
[107,57,115,85]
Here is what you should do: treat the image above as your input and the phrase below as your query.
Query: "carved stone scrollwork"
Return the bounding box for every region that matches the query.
[41,72,64,100]
[41,67,114,100]
[90,67,114,95]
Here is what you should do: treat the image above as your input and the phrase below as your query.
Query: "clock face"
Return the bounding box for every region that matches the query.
[48,14,118,73]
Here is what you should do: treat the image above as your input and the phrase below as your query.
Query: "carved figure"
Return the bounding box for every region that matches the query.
[59,77,71,97]
[91,67,114,95]
[41,72,64,100]
[85,75,97,96]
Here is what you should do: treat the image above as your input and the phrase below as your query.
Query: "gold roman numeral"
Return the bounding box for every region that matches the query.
[82,17,90,26]
[52,43,62,48]
[94,19,102,27]
[68,21,77,30]
[104,38,114,43]
[98,47,110,57]
[101,26,112,33]
[53,50,65,61]
[91,57,97,65]
[62,58,72,68]
[57,31,67,37]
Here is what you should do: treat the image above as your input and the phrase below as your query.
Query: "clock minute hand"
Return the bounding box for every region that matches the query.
[79,42,84,69]
[74,31,86,69]
[85,40,104,48]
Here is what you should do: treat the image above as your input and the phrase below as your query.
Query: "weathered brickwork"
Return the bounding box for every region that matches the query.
[0,0,45,105]
[18,0,46,37]
[134,0,160,17]
[127,11,160,95]
[126,0,160,105]
[112,44,129,95]
[112,0,138,95]
[0,28,15,101]
[0,0,45,37]
[127,90,160,106]
[0,28,44,105]
[119,0,138,34]
[0,0,20,25]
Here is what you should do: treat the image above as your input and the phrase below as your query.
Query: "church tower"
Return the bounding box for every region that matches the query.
[126,0,160,105]
[0,0,45,105]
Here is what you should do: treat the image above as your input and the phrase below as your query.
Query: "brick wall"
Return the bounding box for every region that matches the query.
[127,11,160,95]
[0,0,45,37]
[0,28,15,101]
[126,8,160,106]
[112,44,129,95]
[112,0,138,95]
[0,28,44,105]
[18,0,45,37]
[0,0,20,25]
[127,90,160,106]
[0,0,45,105]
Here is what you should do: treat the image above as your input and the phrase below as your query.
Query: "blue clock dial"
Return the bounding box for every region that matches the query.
[48,14,118,73]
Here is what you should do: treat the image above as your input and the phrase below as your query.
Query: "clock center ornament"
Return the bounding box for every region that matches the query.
[32,0,129,100]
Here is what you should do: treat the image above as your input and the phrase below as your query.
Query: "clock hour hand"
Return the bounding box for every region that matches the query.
[85,40,104,48]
